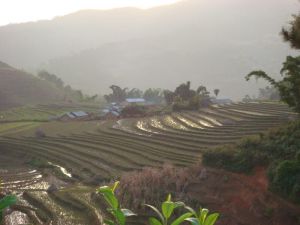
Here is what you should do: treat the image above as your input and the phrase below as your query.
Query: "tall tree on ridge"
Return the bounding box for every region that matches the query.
[214,89,220,97]
[246,12,300,113]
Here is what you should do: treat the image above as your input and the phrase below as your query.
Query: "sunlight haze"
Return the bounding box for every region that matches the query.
[0,0,181,25]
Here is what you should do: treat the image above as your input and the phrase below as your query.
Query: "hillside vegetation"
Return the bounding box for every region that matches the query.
[203,119,300,204]
[0,61,64,109]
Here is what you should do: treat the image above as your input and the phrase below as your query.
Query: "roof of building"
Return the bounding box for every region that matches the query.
[125,98,146,103]
[70,111,89,117]
[101,109,120,117]
[111,111,120,116]
[65,113,76,119]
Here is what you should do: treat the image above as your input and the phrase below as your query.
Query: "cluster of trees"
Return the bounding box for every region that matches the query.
[242,86,280,103]
[104,85,164,104]
[104,83,220,111]
[164,81,219,111]
[258,86,280,101]
[203,120,300,204]
[38,70,98,103]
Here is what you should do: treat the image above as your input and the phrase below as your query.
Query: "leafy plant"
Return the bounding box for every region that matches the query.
[145,194,192,225]
[98,182,220,225]
[97,181,136,225]
[184,207,219,225]
[0,195,17,222]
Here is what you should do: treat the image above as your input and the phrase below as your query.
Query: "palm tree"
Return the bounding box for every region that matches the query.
[213,89,220,97]
[246,56,300,113]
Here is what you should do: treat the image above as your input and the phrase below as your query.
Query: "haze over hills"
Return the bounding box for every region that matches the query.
[0,61,64,109]
[0,0,298,99]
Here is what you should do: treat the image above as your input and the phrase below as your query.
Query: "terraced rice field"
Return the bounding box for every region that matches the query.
[0,103,99,122]
[0,102,297,224]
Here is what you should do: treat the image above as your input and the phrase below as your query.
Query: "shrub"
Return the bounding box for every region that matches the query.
[35,128,46,138]
[202,145,236,170]
[203,120,300,203]
[268,160,300,203]
[97,181,219,225]
[97,181,135,225]
[121,105,146,117]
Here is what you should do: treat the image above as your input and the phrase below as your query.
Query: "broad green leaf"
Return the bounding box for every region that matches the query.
[112,181,120,193]
[0,195,17,211]
[145,204,164,223]
[171,212,193,225]
[200,208,209,224]
[174,201,185,209]
[114,209,126,225]
[185,217,199,225]
[97,187,118,209]
[149,217,163,225]
[121,208,136,217]
[162,201,175,219]
[104,219,116,225]
[203,213,219,225]
[184,206,197,217]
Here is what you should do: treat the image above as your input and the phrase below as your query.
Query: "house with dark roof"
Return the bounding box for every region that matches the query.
[100,109,120,120]
[121,98,146,107]
[60,111,89,121]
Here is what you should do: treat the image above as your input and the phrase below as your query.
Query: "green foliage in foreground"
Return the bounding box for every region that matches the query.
[97,182,219,225]
[246,56,300,113]
[97,181,136,225]
[145,194,192,225]
[0,195,17,222]
[203,120,300,204]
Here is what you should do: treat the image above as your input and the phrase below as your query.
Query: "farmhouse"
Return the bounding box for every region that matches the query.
[121,98,146,107]
[101,110,120,120]
[60,111,89,121]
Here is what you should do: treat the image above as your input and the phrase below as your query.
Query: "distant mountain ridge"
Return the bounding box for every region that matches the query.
[0,61,64,109]
[0,0,298,99]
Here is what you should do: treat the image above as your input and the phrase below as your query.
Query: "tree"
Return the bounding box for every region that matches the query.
[38,70,64,88]
[74,90,84,101]
[163,90,175,105]
[197,86,210,97]
[258,86,280,100]
[246,56,300,112]
[126,88,143,98]
[281,13,300,49]
[213,89,220,97]
[104,85,128,103]
[174,81,195,101]
[143,88,164,103]
[246,11,300,112]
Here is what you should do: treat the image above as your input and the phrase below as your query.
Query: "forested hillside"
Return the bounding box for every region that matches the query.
[0,61,64,108]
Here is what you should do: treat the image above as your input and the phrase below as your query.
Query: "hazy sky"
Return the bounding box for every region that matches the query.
[0,0,181,26]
